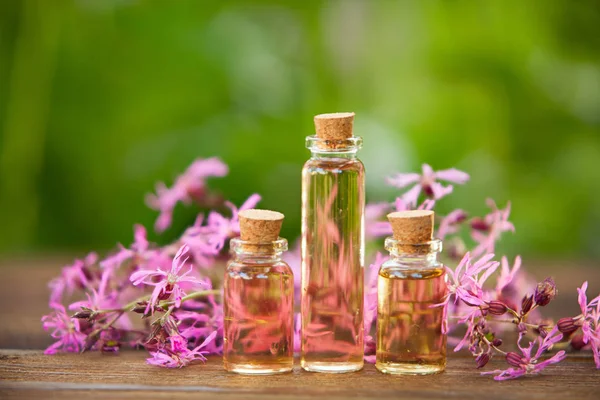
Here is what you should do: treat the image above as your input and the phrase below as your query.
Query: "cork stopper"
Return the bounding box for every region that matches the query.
[314,112,355,140]
[239,209,284,243]
[387,210,434,244]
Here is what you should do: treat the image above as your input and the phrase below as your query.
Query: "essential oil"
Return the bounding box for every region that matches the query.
[301,112,365,373]
[223,209,294,374]
[376,210,447,375]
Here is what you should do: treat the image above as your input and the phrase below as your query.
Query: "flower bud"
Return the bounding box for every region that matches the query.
[534,277,557,307]
[487,301,508,316]
[476,353,490,369]
[492,338,503,347]
[521,294,533,314]
[470,217,490,232]
[537,325,549,338]
[557,317,579,334]
[72,309,95,320]
[505,352,523,368]
[570,334,586,350]
[423,184,434,198]
[132,302,149,314]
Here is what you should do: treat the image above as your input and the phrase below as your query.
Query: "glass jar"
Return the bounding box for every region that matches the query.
[301,134,365,373]
[376,238,447,375]
[223,238,294,374]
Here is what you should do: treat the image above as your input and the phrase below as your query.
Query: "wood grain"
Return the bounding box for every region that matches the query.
[0,257,599,399]
[0,350,598,400]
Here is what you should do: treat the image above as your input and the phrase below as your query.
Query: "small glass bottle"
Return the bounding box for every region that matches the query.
[301,112,365,373]
[376,210,447,375]
[223,209,294,374]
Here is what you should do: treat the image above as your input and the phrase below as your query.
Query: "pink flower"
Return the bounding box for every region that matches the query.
[471,199,515,257]
[100,224,157,271]
[482,326,566,380]
[49,252,98,304]
[365,202,393,239]
[178,215,222,268]
[436,252,499,333]
[577,282,600,344]
[363,253,386,362]
[557,282,600,368]
[147,331,217,368]
[386,164,469,206]
[495,256,522,295]
[68,269,133,331]
[282,240,302,305]
[42,304,87,354]
[146,157,228,233]
[203,194,261,251]
[364,252,386,334]
[130,245,206,312]
[437,209,467,240]
[177,194,259,268]
[394,197,436,212]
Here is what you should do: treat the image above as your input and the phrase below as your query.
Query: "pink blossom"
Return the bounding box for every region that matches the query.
[175,280,224,355]
[386,164,469,206]
[130,245,206,312]
[482,326,566,380]
[49,252,98,304]
[100,224,159,271]
[42,304,87,354]
[437,209,467,240]
[177,195,260,269]
[147,331,217,368]
[471,199,515,257]
[203,194,261,251]
[365,202,393,239]
[495,256,522,295]
[436,252,499,333]
[146,157,228,233]
[394,197,435,213]
[282,240,302,305]
[178,215,222,268]
[557,282,600,367]
[68,269,133,331]
[363,253,386,362]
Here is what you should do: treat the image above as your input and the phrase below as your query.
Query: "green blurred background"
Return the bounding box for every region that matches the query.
[1,0,599,261]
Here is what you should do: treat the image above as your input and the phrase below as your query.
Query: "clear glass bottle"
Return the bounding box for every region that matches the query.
[223,237,294,374]
[301,113,365,373]
[376,237,447,375]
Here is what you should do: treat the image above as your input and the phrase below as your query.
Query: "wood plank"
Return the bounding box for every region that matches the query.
[0,350,599,400]
[1,257,599,350]
[0,258,599,399]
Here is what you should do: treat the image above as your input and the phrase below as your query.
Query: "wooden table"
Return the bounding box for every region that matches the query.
[1,257,599,399]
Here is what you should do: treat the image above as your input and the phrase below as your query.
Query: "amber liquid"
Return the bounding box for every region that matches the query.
[223,261,294,374]
[376,267,447,374]
[301,156,365,373]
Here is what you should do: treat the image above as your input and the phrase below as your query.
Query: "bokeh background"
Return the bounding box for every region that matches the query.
[1,0,599,262]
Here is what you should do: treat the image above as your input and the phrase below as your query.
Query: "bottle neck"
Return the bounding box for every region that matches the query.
[310,150,358,160]
[387,251,440,266]
[233,252,284,264]
[384,237,442,268]
[306,135,362,160]
[229,237,287,264]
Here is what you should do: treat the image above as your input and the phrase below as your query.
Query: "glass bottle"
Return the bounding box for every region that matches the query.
[301,112,365,373]
[376,211,447,375]
[223,210,294,374]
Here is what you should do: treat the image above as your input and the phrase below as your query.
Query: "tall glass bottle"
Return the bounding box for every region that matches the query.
[301,112,365,373]
[376,210,447,375]
[223,209,294,375]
